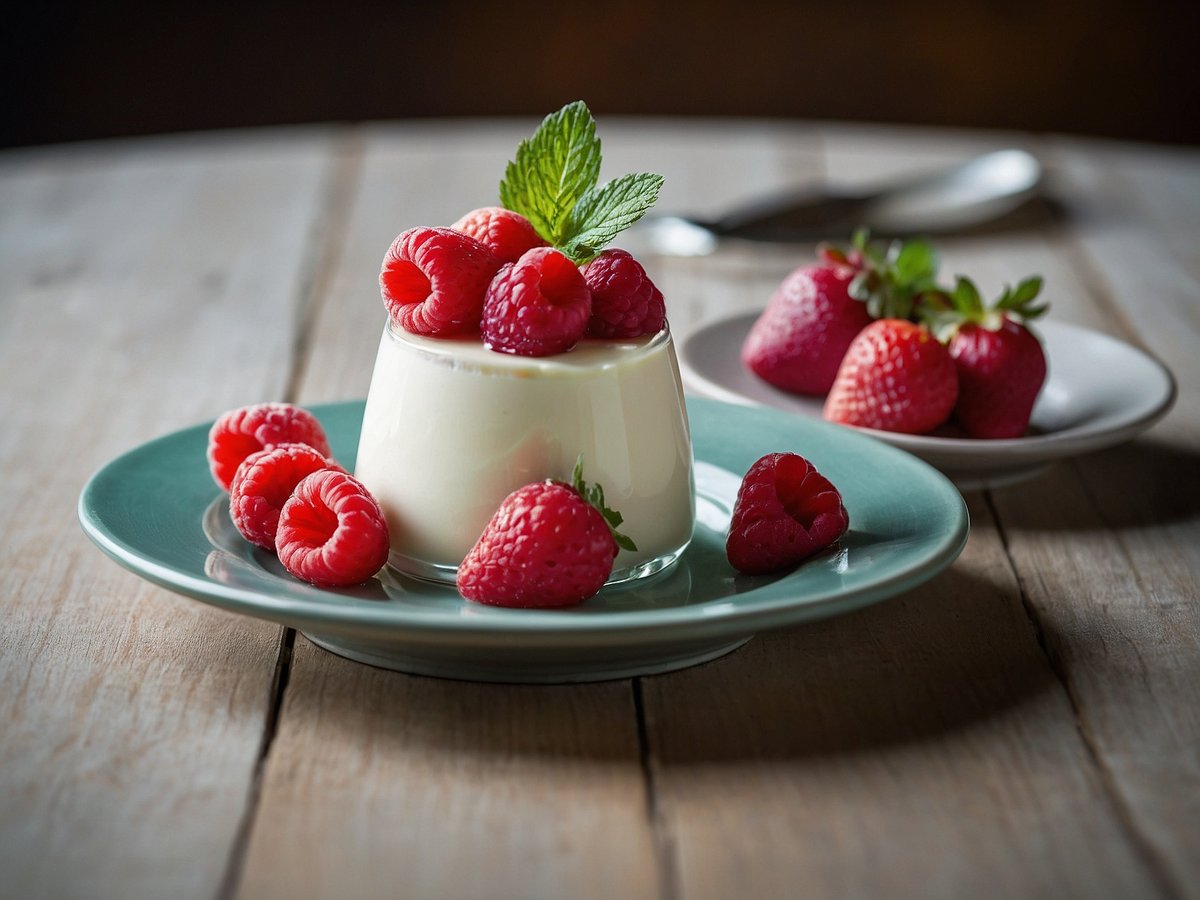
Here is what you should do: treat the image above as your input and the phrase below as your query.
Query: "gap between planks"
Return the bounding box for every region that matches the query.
[216,126,366,900]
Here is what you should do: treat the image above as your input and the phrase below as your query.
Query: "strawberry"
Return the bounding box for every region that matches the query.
[741,231,942,396]
[927,276,1048,439]
[823,318,958,434]
[456,459,636,608]
[726,452,849,575]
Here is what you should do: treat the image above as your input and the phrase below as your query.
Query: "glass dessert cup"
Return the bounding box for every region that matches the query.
[355,321,696,586]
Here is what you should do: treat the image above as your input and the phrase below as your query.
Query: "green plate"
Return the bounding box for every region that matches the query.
[78,397,968,683]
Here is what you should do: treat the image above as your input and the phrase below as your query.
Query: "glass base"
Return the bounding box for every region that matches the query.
[385,542,691,589]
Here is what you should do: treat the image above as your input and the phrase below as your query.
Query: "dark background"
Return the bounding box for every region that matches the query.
[5,0,1198,149]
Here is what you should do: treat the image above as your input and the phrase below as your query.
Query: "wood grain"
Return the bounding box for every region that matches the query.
[2,120,1197,900]
[0,130,333,898]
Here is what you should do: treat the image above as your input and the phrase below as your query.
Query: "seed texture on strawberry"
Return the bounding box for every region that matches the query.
[207,402,331,491]
[229,443,340,550]
[580,248,666,338]
[457,460,634,608]
[929,276,1048,439]
[451,207,547,265]
[823,318,958,435]
[741,263,871,395]
[380,226,499,336]
[275,469,390,588]
[726,452,849,575]
[481,247,592,356]
[742,233,942,396]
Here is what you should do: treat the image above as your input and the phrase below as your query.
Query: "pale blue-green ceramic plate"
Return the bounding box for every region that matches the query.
[79,397,968,683]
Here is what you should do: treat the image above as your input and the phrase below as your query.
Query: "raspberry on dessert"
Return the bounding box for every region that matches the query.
[207,402,332,491]
[275,469,390,587]
[380,226,500,336]
[580,248,666,339]
[726,452,849,575]
[450,207,548,265]
[481,247,592,356]
[229,443,340,550]
[457,479,618,608]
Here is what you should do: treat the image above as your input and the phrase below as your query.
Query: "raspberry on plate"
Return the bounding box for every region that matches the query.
[481,247,592,356]
[275,469,391,588]
[726,452,849,575]
[207,402,331,491]
[229,443,340,550]
[580,248,666,339]
[456,479,619,608]
[380,226,500,336]
[451,207,547,265]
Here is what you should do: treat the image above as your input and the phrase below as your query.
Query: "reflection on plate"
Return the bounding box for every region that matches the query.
[79,398,968,683]
[680,314,1176,490]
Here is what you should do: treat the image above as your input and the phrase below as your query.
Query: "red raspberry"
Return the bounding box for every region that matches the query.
[207,403,331,491]
[726,452,849,575]
[275,469,391,587]
[457,480,618,608]
[580,249,667,339]
[379,226,500,336]
[481,247,592,356]
[229,443,340,550]
[450,207,547,265]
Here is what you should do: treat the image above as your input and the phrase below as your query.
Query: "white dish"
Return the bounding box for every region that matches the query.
[680,314,1177,490]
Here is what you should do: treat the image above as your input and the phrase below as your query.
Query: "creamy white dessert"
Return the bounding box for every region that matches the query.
[355,322,695,584]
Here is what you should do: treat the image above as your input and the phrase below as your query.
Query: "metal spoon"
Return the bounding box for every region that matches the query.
[629,149,1044,257]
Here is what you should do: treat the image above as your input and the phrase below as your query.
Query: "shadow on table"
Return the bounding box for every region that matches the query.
[992,438,1200,532]
[283,563,1063,762]
[636,564,1066,762]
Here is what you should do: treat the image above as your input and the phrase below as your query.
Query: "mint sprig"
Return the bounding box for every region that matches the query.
[499,101,663,264]
[572,455,638,553]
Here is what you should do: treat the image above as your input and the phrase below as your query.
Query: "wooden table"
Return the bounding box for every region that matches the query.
[2,118,1197,900]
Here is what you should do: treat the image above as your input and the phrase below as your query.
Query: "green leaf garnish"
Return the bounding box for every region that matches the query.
[561,172,664,264]
[572,455,638,553]
[499,101,601,245]
[499,102,663,263]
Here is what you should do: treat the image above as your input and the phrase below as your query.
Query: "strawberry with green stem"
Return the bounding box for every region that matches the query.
[925,275,1048,439]
[742,229,944,396]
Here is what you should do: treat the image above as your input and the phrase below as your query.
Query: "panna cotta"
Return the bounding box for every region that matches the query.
[354,321,695,584]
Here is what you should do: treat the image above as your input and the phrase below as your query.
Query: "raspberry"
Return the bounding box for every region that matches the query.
[275,469,391,587]
[726,453,849,575]
[379,226,500,336]
[481,247,592,356]
[457,480,617,608]
[580,249,667,339]
[229,443,340,550]
[207,403,331,491]
[450,207,547,265]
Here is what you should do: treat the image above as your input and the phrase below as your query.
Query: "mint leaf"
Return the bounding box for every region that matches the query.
[499,101,602,245]
[560,172,664,263]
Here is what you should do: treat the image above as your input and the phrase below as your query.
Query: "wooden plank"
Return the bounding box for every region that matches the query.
[637,124,1176,899]
[237,639,659,900]
[644,495,1159,899]
[982,137,1200,895]
[235,122,669,899]
[0,129,335,898]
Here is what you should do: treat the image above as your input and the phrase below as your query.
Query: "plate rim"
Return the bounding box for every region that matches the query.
[78,397,969,644]
[680,313,1178,464]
